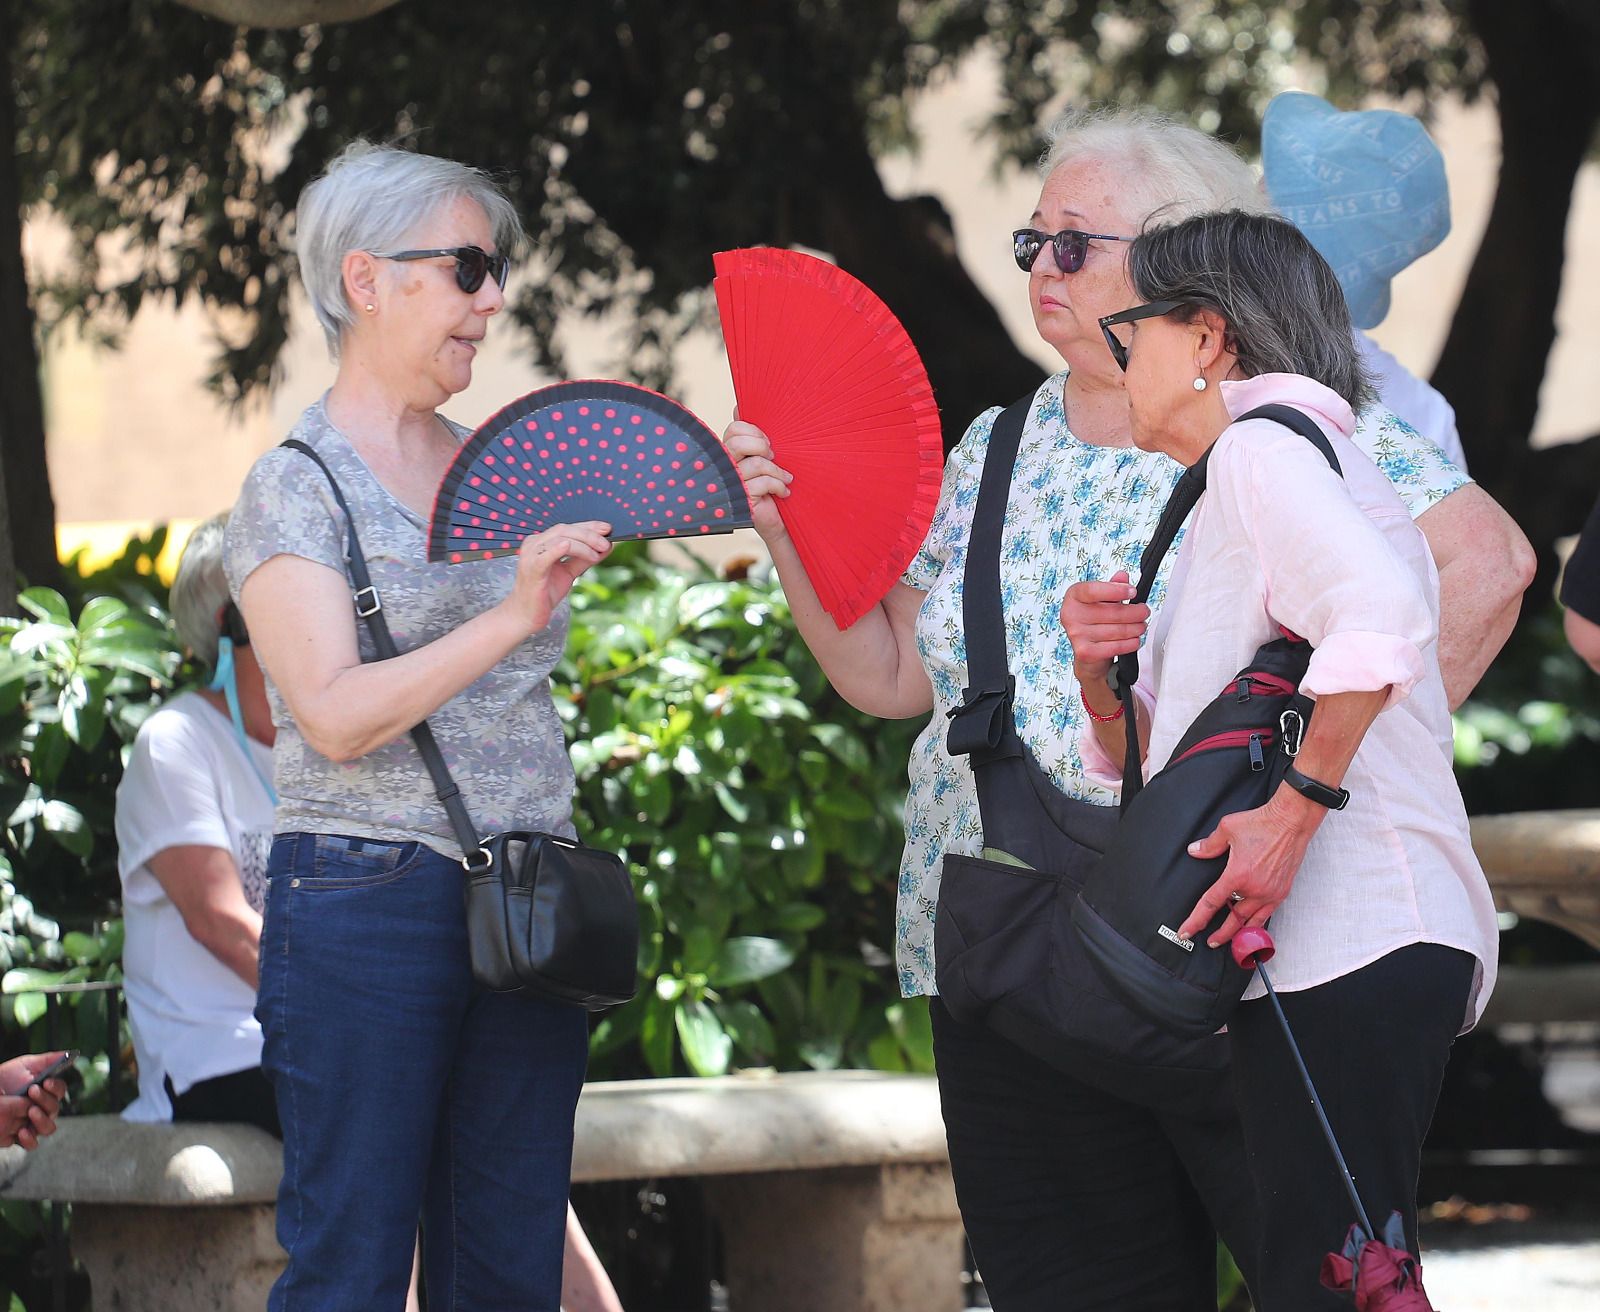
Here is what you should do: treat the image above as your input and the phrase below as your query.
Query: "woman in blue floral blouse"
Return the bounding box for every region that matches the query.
[724,106,1528,1310]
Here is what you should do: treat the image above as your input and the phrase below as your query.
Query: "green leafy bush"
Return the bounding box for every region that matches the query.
[1452,607,1600,818]
[0,547,928,1084]
[0,586,181,1099]
[560,544,926,1077]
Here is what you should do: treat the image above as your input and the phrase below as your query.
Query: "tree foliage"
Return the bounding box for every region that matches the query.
[10,1,1496,414]
[6,1,1600,576]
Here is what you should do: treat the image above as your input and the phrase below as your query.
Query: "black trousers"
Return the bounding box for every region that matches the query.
[167,1065,281,1139]
[1229,942,1475,1311]
[931,997,1259,1312]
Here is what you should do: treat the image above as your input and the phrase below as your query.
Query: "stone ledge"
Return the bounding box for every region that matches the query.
[1472,809,1600,952]
[0,1070,946,1204]
[0,1120,282,1205]
[571,1070,947,1183]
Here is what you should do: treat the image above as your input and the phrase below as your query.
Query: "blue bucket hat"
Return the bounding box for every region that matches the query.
[1261,91,1450,330]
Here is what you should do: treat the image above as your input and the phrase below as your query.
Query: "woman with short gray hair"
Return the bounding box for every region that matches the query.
[1067,210,1497,1308]
[227,141,614,1309]
[167,513,232,670]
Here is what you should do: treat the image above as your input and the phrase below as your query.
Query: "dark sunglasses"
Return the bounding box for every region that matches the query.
[375,244,510,293]
[1012,227,1134,274]
[1098,300,1189,371]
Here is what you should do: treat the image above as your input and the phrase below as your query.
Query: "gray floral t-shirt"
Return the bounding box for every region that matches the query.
[225,399,576,858]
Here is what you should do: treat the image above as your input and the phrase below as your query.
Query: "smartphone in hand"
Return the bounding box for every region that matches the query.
[7,1051,76,1097]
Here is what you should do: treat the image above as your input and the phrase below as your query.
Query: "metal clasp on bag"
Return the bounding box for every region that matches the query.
[353,585,382,618]
[461,844,494,873]
[1279,708,1304,758]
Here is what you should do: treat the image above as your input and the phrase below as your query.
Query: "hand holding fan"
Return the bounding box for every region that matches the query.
[428,380,752,563]
[713,248,942,627]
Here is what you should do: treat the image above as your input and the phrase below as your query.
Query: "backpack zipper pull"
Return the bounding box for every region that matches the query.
[1235,676,1252,703]
[1248,732,1265,772]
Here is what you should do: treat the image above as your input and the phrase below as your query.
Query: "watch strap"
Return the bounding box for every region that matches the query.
[1283,764,1350,811]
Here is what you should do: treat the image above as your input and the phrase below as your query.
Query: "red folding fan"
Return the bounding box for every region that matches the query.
[428,380,752,562]
[713,248,942,628]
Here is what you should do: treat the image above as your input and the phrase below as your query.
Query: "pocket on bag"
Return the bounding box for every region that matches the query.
[935,853,1064,1021]
[298,834,424,890]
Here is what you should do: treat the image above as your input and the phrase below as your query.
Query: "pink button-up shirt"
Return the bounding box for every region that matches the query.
[1081,374,1497,1028]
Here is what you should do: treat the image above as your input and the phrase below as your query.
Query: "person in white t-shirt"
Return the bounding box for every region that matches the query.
[117,512,279,1131]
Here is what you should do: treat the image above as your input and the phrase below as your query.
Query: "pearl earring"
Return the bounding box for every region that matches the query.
[1192,377,1207,391]
[364,303,376,313]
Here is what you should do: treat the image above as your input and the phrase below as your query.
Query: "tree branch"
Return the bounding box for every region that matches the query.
[1432,0,1600,491]
[0,3,59,596]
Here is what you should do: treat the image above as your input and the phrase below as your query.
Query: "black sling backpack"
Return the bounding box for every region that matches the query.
[934,397,1342,1072]
[1071,404,1343,1036]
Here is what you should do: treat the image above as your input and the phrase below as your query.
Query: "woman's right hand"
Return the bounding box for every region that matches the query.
[505,522,613,633]
[0,1054,67,1150]
[723,418,794,546]
[1060,569,1149,686]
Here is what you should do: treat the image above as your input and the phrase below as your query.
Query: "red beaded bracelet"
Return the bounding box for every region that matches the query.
[1079,685,1125,723]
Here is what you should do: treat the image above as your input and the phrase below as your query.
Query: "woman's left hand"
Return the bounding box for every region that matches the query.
[1178,793,1321,947]
[504,521,614,634]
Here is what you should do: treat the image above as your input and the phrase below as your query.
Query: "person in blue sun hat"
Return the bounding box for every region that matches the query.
[1263,90,1466,471]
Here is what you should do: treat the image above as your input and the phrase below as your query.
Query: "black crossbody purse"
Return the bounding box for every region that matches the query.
[284,440,639,1011]
[934,397,1234,1109]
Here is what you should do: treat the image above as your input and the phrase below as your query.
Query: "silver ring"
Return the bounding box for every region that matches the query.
[1228,891,1245,905]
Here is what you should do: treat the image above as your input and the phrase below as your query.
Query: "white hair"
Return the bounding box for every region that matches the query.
[169,512,232,672]
[294,140,525,356]
[1040,106,1271,229]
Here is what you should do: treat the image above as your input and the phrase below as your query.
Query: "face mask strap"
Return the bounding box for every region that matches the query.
[208,635,278,805]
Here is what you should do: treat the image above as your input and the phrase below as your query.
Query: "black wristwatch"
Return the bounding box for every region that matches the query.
[1282,764,1349,811]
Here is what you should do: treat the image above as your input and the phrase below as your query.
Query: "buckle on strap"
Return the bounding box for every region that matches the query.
[946,680,1014,757]
[461,845,494,873]
[353,585,382,618]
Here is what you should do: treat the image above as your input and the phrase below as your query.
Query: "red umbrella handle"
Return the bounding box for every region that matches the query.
[1232,926,1275,969]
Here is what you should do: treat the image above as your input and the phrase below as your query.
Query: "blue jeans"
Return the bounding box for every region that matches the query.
[259,833,589,1311]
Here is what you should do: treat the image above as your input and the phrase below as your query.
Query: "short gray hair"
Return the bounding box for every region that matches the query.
[1040,106,1270,228]
[294,140,525,355]
[170,512,232,672]
[1128,210,1376,412]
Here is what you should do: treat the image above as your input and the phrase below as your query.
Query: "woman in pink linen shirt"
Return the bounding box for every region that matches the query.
[1064,210,1498,1311]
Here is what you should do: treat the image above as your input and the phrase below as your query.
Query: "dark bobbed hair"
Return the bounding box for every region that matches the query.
[1127,210,1377,413]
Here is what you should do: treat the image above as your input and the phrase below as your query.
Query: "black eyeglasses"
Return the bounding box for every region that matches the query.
[374,245,510,293]
[1098,300,1188,370]
[1012,227,1134,274]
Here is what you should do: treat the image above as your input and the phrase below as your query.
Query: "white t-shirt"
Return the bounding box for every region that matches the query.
[1358,332,1467,472]
[116,691,274,1121]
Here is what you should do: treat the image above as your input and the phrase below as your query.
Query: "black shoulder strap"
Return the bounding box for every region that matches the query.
[280,439,485,866]
[944,395,1032,760]
[1109,453,1209,803]
[1110,402,1341,805]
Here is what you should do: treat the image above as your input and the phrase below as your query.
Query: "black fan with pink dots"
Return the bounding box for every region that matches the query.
[428,380,752,563]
